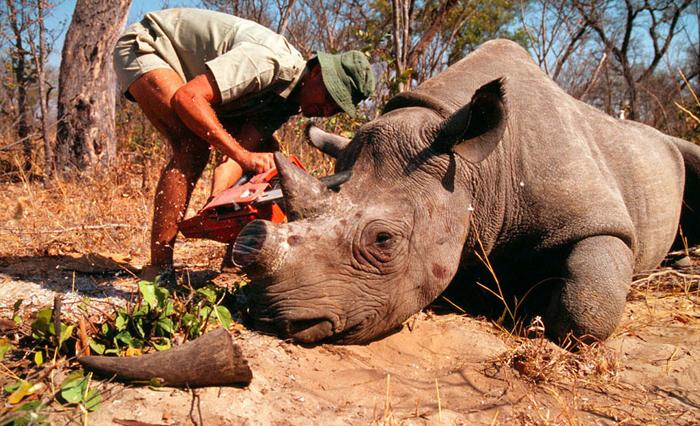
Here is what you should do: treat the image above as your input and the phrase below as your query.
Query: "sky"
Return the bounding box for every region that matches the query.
[44,0,699,69]
[46,0,200,66]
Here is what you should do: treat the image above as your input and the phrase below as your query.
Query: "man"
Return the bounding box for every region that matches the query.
[113,8,375,280]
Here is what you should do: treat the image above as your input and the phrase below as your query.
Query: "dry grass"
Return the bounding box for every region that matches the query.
[483,254,700,425]
[489,318,621,386]
[631,264,699,298]
[0,147,165,262]
[0,118,342,265]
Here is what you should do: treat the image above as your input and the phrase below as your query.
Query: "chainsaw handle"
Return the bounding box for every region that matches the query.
[319,170,352,190]
[233,172,255,187]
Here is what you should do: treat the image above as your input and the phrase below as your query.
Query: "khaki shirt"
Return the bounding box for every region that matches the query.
[119,8,307,136]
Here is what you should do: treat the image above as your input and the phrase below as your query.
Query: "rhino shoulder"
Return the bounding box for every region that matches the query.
[476,39,535,65]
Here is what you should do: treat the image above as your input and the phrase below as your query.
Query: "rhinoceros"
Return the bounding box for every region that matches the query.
[232,39,700,344]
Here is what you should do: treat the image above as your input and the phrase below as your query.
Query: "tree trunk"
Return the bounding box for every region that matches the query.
[6,0,33,173]
[55,0,131,173]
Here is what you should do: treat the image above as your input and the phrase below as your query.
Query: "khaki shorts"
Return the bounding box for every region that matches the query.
[113,22,175,101]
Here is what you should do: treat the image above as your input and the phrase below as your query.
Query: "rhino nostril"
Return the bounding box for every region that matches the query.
[232,221,268,267]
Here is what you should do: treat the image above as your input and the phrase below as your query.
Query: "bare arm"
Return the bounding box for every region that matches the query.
[171,72,274,173]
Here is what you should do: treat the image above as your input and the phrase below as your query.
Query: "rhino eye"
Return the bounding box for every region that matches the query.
[366,229,395,254]
[354,220,406,271]
[375,231,393,247]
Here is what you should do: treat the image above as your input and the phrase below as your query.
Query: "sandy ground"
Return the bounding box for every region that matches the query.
[1,251,698,425]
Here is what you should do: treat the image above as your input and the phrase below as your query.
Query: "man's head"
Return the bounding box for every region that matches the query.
[297,51,375,118]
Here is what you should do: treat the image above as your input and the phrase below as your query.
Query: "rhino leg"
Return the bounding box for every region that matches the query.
[674,139,700,247]
[545,236,631,342]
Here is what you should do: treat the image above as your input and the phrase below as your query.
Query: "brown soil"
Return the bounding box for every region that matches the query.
[1,250,698,425]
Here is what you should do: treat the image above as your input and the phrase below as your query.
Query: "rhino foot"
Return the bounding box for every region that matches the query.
[545,235,631,342]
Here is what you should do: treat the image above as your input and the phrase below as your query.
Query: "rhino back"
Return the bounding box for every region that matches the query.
[386,39,684,272]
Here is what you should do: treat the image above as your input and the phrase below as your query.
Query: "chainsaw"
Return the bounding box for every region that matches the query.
[179,155,350,243]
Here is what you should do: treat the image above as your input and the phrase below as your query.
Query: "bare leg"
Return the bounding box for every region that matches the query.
[127,69,211,270]
[211,156,244,197]
[211,121,273,197]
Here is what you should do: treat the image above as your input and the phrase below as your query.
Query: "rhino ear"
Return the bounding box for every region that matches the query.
[438,78,507,163]
[305,124,351,159]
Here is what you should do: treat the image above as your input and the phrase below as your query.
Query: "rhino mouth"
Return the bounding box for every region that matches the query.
[281,318,334,343]
[249,304,337,343]
[253,317,335,343]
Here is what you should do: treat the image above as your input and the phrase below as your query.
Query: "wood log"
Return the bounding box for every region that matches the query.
[78,328,252,387]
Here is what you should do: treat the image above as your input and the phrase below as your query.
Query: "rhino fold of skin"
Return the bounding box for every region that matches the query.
[233,39,700,345]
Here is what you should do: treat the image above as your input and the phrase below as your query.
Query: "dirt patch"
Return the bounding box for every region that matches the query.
[1,254,698,425]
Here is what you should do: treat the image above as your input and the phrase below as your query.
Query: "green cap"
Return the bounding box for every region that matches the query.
[316,51,375,118]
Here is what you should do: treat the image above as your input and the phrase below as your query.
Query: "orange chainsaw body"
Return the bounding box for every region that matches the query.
[178,155,304,243]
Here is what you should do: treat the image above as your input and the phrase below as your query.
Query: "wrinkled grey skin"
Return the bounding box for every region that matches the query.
[233,39,700,344]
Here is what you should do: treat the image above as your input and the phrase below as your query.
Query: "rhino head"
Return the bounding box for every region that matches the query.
[233,79,506,344]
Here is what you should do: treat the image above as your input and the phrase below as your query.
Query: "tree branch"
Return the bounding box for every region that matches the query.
[638,0,693,82]
[408,0,458,70]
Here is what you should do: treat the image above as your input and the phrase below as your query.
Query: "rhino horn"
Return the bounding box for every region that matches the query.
[274,152,334,221]
[232,219,289,275]
[306,124,350,158]
[78,328,252,387]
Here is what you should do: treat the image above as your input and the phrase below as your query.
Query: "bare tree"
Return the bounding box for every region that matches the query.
[2,0,63,176]
[390,0,411,92]
[276,0,296,35]
[518,1,592,80]
[574,0,694,120]
[5,0,33,172]
[55,0,131,172]
[26,0,53,179]
[201,0,275,27]
[202,0,299,36]
[387,0,521,93]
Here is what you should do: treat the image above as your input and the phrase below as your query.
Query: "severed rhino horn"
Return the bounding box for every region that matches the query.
[232,219,289,275]
[306,124,351,158]
[274,152,337,221]
[78,328,252,387]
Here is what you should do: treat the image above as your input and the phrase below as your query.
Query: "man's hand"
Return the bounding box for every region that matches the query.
[238,151,275,174]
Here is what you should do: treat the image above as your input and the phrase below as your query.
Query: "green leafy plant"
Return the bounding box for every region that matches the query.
[11,299,23,326]
[58,370,101,412]
[0,337,12,359]
[4,380,45,405]
[1,379,49,425]
[29,307,75,366]
[0,400,49,426]
[1,276,238,421]
[89,276,235,356]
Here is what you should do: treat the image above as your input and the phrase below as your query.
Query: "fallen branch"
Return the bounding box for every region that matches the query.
[78,328,252,388]
[632,268,700,286]
[0,223,147,235]
[76,317,91,357]
[52,295,62,348]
